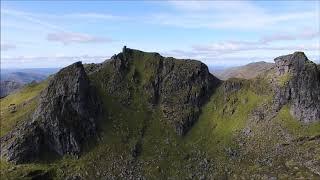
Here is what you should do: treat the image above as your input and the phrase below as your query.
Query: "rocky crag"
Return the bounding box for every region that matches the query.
[92,46,220,135]
[1,62,101,163]
[273,52,320,123]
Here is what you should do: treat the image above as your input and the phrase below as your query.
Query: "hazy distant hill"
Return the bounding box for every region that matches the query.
[0,68,59,97]
[0,81,23,98]
[1,68,59,83]
[214,61,274,80]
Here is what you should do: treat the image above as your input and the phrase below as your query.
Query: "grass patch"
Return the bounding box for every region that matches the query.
[276,105,320,137]
[277,72,292,87]
[185,84,266,159]
[0,82,47,136]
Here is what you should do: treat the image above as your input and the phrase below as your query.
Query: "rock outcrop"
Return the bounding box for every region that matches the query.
[273,52,320,123]
[93,47,220,135]
[0,62,101,163]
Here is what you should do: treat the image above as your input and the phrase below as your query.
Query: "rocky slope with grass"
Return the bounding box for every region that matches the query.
[1,62,101,164]
[92,46,220,135]
[273,52,320,123]
[0,48,319,179]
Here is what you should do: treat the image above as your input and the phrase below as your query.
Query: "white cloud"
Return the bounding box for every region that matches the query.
[191,29,320,55]
[66,12,126,20]
[261,29,320,43]
[47,32,113,45]
[193,42,319,53]
[148,23,320,64]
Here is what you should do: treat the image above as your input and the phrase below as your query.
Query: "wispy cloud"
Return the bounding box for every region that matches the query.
[192,41,319,54]
[2,9,65,31]
[66,12,126,20]
[261,29,320,43]
[164,27,320,65]
[151,1,319,30]
[1,54,109,68]
[2,8,116,46]
[47,32,113,45]
[1,1,319,67]
[192,29,320,54]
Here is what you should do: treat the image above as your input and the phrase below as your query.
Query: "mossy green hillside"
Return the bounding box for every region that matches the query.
[276,105,320,137]
[0,82,47,136]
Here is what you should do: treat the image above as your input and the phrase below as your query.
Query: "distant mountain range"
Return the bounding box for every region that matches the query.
[213,61,275,80]
[0,68,59,97]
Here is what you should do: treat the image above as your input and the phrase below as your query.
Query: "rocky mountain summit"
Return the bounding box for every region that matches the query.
[92,46,220,135]
[1,62,101,163]
[273,52,320,123]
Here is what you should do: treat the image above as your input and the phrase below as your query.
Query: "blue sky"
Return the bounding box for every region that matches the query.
[1,0,319,68]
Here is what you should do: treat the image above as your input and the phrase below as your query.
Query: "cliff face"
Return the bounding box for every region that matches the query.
[273,52,320,123]
[0,62,101,163]
[93,47,220,135]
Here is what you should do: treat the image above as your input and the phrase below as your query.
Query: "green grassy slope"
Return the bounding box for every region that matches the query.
[0,82,47,137]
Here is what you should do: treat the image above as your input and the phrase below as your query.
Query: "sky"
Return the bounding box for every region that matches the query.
[1,0,320,68]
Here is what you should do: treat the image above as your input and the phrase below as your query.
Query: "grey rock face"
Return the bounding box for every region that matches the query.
[222,79,244,94]
[158,57,220,135]
[94,47,220,135]
[273,52,320,123]
[1,62,101,163]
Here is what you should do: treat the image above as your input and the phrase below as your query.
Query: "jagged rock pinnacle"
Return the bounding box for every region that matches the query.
[274,52,320,123]
[0,61,101,163]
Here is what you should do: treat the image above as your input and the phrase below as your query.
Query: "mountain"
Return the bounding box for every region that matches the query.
[1,68,59,80]
[1,72,47,84]
[0,81,23,98]
[1,48,319,179]
[214,61,274,80]
[0,68,59,97]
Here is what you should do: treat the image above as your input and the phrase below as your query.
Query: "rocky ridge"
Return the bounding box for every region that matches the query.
[1,49,319,179]
[93,46,220,135]
[273,52,320,123]
[0,62,101,163]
